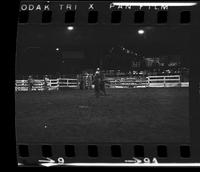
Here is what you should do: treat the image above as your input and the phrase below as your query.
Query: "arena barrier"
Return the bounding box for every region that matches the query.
[15,79,59,91]
[58,78,79,88]
[181,82,190,87]
[15,80,28,91]
[106,75,189,88]
[48,79,60,90]
[147,75,183,87]
[106,77,148,88]
[15,75,189,91]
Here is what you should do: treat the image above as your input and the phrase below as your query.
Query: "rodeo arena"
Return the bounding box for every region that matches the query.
[15,53,191,143]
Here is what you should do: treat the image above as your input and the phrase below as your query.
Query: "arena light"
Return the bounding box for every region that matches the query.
[67,26,74,31]
[138,29,145,35]
[56,48,59,51]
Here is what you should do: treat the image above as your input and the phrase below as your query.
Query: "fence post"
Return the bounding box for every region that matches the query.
[164,76,166,87]
[67,79,69,87]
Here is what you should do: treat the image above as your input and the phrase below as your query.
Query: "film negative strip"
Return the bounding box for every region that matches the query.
[15,0,200,167]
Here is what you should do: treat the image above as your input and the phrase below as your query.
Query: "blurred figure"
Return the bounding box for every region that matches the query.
[44,75,49,91]
[99,72,107,96]
[93,68,101,98]
[85,73,93,90]
[87,74,93,90]
[79,74,84,90]
[95,68,100,75]
[27,75,34,91]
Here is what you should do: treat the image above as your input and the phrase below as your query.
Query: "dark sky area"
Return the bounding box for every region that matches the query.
[15,25,192,75]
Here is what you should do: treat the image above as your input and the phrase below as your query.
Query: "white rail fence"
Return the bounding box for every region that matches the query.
[58,78,79,88]
[15,78,78,91]
[107,77,148,88]
[147,75,189,88]
[15,75,189,91]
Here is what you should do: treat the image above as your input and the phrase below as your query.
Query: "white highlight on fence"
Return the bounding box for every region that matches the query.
[107,77,148,88]
[58,78,79,88]
[15,79,60,91]
[15,80,28,91]
[147,75,183,87]
[15,78,80,91]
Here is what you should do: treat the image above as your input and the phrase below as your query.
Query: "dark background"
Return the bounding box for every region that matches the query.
[15,25,191,76]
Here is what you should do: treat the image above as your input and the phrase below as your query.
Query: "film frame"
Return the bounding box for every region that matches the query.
[15,0,200,167]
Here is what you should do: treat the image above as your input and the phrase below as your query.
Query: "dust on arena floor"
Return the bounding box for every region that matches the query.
[15,88,190,143]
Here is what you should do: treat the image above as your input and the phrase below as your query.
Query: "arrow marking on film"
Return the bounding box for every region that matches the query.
[38,157,55,163]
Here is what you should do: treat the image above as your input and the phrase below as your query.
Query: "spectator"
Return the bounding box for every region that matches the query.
[44,75,49,91]
[27,75,34,91]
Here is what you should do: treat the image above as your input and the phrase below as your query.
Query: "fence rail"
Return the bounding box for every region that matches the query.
[107,77,148,88]
[147,75,183,87]
[15,75,189,91]
[15,78,77,91]
[58,78,79,88]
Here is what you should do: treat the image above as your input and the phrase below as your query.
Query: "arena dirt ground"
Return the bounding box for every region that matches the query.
[15,88,190,143]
